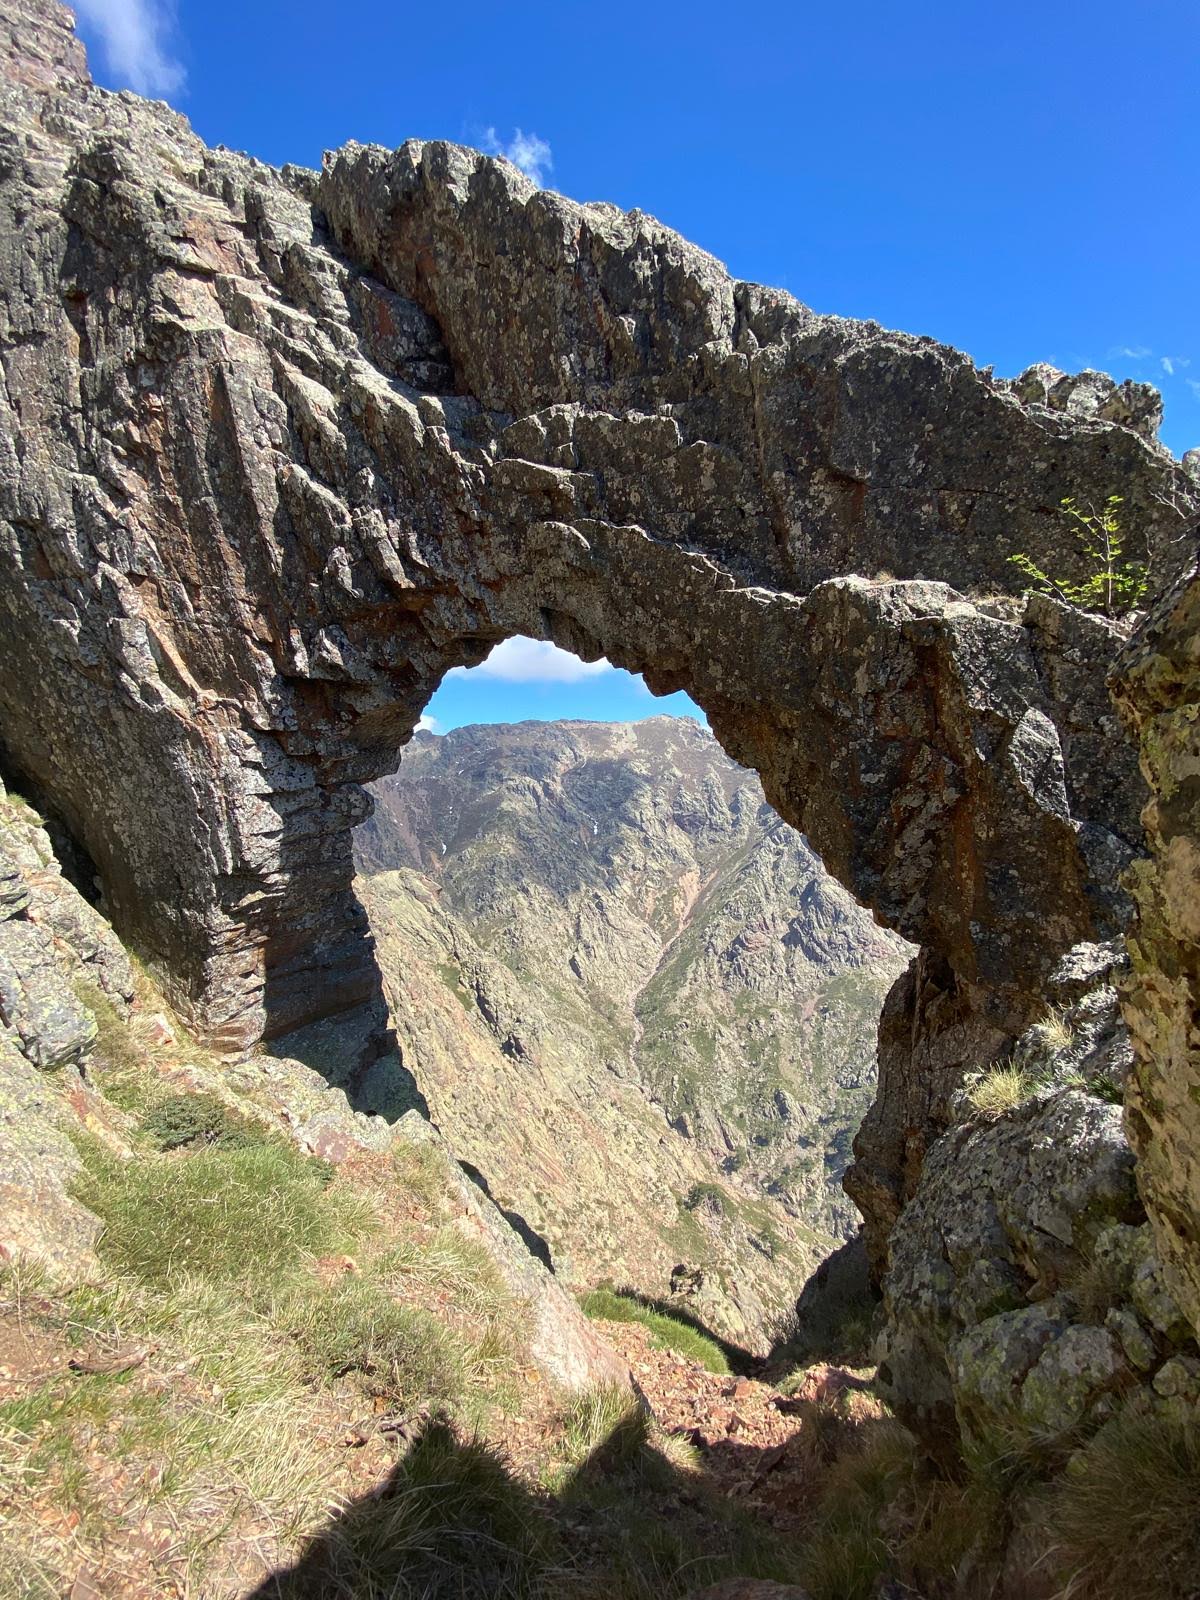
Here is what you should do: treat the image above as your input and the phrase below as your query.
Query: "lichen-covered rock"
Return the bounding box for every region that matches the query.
[877,1080,1189,1456]
[0,911,95,1066]
[1018,1324,1130,1435]
[1002,364,1164,440]
[852,939,1134,1277]
[1111,550,1200,1341]
[1105,1306,1158,1372]
[0,1031,101,1276]
[0,780,134,1069]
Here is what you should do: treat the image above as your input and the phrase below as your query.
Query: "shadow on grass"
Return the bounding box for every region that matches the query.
[246,1398,890,1600]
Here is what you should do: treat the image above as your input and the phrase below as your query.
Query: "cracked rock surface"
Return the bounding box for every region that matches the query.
[1113,548,1200,1336]
[2,3,1198,1293]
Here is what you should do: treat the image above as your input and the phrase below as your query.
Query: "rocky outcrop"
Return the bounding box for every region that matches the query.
[2,2,1199,1342]
[879,966,1199,1459]
[838,590,1146,1267]
[1112,548,1200,1338]
[0,1031,102,1277]
[0,775,133,1068]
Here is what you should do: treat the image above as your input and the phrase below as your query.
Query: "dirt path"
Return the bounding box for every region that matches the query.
[593,1318,882,1536]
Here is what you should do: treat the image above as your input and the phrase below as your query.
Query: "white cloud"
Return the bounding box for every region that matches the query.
[1188,379,1200,401]
[1112,345,1152,360]
[74,0,185,97]
[451,637,611,684]
[481,127,553,186]
[1163,356,1176,376]
[415,714,440,733]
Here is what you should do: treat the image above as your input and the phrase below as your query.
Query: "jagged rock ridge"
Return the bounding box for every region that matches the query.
[353,716,909,1345]
[4,0,1200,1516]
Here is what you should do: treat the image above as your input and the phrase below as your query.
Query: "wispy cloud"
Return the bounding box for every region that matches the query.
[1112,344,1152,360]
[481,127,553,186]
[1188,380,1200,402]
[74,0,185,96]
[1162,356,1191,377]
[415,714,440,734]
[450,637,610,685]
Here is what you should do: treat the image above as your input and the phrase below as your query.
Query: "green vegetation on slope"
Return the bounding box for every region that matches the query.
[580,1287,731,1375]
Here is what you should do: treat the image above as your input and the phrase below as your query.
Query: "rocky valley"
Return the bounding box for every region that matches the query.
[2,1,1200,1594]
[354,715,909,1348]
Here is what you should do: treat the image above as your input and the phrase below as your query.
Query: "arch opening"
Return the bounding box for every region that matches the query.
[343,635,911,1351]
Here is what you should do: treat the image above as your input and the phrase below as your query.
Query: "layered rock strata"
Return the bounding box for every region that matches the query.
[1,3,1197,1301]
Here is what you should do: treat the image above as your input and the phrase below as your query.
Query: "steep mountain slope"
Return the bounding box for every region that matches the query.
[355,717,910,1349]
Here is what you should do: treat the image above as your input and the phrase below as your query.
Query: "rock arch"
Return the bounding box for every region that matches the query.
[1,1,1195,1258]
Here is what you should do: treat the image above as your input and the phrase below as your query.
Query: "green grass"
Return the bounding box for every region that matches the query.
[797,1419,1003,1600]
[579,1287,730,1375]
[553,1383,652,1480]
[273,1276,473,1406]
[1046,1404,1200,1599]
[0,1266,336,1586]
[72,1138,375,1290]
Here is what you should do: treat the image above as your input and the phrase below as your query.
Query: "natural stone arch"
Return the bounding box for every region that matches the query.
[1,1,1195,1261]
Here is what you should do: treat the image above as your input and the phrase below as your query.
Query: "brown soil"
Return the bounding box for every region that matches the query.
[595,1318,883,1537]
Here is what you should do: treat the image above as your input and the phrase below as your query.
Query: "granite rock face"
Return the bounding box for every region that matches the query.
[0,775,134,1068]
[881,1050,1197,1458]
[1112,548,1200,1337]
[874,945,1200,1456]
[1,4,1198,1302]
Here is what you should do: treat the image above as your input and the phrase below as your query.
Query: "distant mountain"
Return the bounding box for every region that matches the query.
[355,718,910,1350]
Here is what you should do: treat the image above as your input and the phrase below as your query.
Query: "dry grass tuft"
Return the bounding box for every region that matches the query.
[967,1063,1037,1118]
[1046,1404,1200,1599]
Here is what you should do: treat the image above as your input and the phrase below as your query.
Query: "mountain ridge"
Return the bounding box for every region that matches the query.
[355,716,910,1349]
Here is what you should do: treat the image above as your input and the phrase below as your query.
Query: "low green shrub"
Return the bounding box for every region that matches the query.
[682,1181,727,1215]
[140,1091,269,1151]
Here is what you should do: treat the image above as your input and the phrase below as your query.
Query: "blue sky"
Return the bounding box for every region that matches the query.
[416,639,701,732]
[73,0,1197,727]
